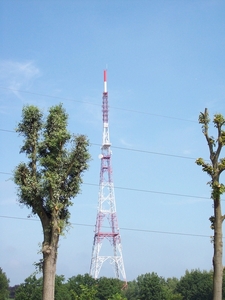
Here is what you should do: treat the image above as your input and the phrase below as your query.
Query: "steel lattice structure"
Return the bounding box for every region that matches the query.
[89,70,126,283]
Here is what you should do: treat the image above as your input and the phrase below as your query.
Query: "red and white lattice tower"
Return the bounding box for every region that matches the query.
[89,70,126,283]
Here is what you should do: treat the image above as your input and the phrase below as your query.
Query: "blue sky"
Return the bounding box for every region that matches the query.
[1,0,225,286]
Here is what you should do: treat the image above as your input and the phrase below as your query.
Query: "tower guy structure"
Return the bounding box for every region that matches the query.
[90,70,126,283]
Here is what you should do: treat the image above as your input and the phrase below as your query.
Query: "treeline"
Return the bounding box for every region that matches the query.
[5,269,225,300]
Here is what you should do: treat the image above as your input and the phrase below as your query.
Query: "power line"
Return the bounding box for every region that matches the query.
[92,143,197,160]
[0,215,211,238]
[0,128,198,161]
[84,182,212,200]
[0,129,15,133]
[0,86,197,123]
[0,171,212,200]
[0,172,11,175]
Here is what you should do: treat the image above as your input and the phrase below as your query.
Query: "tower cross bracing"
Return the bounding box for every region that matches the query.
[89,70,126,283]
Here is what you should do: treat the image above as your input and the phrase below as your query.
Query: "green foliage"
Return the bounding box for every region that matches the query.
[195,158,214,176]
[96,277,125,300]
[13,270,221,300]
[71,284,97,300]
[211,182,225,200]
[209,216,215,229]
[16,105,43,157]
[108,292,127,300]
[55,275,71,300]
[124,273,182,300]
[175,269,213,300]
[14,104,90,233]
[196,109,225,203]
[198,109,225,183]
[67,275,126,300]
[123,280,138,300]
[0,268,9,300]
[67,273,97,298]
[14,104,90,299]
[136,272,167,300]
[15,274,73,300]
[15,275,42,300]
[213,114,225,129]
[163,277,182,300]
[198,109,210,135]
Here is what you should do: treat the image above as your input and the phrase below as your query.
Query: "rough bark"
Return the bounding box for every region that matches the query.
[42,244,56,299]
[41,216,59,300]
[213,198,223,300]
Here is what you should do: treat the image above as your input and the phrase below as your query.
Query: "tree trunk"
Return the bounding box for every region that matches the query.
[42,223,59,300]
[213,198,223,300]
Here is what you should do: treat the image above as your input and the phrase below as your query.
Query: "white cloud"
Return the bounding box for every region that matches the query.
[119,138,133,148]
[0,60,41,99]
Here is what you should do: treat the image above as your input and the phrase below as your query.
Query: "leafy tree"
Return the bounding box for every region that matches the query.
[0,268,9,300]
[15,274,72,300]
[108,292,127,300]
[175,269,213,300]
[15,275,42,300]
[136,272,167,300]
[123,280,138,300]
[72,284,97,300]
[163,277,182,300]
[67,273,97,298]
[14,104,90,300]
[196,108,225,299]
[9,285,20,299]
[55,275,71,300]
[96,277,125,300]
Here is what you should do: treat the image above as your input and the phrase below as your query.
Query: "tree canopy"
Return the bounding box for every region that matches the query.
[12,269,222,300]
[13,104,90,300]
[175,269,213,300]
[136,272,168,300]
[0,268,9,300]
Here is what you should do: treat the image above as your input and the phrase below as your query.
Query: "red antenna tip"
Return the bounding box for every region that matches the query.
[104,70,107,82]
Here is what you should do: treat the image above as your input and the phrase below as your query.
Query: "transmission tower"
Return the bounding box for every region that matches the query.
[89,70,126,283]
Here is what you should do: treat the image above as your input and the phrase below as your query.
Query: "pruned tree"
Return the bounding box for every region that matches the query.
[196,108,225,300]
[14,104,90,300]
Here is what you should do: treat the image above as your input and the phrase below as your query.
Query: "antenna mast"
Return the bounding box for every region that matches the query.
[89,70,126,283]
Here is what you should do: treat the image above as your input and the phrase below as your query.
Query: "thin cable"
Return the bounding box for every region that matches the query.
[0,129,15,133]
[0,215,211,238]
[84,182,211,200]
[92,143,197,160]
[0,128,198,161]
[0,86,196,123]
[0,172,12,175]
[0,86,98,106]
[0,172,212,200]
